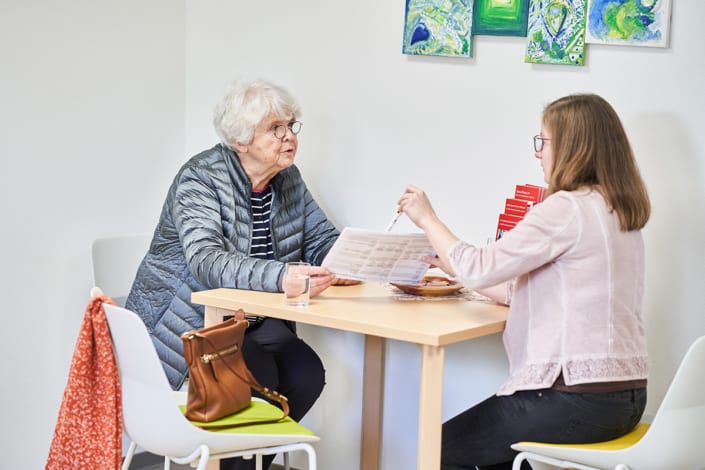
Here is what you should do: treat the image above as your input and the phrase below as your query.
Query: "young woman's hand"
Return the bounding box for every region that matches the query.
[396,185,461,274]
[422,255,456,278]
[397,185,440,231]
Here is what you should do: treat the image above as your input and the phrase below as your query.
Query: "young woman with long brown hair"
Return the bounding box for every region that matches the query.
[397,94,651,470]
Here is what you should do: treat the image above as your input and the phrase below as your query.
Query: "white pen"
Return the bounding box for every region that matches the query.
[385,211,402,232]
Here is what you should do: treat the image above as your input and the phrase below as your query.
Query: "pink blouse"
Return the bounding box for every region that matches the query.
[448,188,649,395]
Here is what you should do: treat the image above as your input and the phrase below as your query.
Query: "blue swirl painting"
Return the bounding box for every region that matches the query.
[525,0,587,66]
[402,0,473,57]
[586,0,671,47]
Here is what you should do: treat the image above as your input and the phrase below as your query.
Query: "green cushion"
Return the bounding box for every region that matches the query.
[180,402,316,436]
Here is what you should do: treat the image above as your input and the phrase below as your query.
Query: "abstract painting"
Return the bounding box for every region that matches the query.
[402,0,473,57]
[473,0,531,37]
[525,0,587,65]
[586,0,671,47]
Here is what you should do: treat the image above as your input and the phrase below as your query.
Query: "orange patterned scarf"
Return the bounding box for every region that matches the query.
[46,294,122,470]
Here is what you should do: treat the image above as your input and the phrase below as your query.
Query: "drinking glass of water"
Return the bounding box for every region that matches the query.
[283,262,310,306]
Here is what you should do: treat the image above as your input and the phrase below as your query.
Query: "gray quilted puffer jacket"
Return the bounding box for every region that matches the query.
[126,144,339,389]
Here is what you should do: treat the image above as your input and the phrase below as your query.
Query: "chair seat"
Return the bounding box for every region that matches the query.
[180,401,316,437]
[512,422,650,453]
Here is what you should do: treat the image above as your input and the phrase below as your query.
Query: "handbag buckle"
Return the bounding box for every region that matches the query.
[200,343,240,364]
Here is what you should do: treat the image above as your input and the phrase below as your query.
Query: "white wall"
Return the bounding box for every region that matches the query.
[0,1,185,468]
[1,1,703,469]
[183,1,705,468]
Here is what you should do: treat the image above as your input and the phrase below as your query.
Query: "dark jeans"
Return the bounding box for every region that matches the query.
[220,318,326,470]
[441,387,647,470]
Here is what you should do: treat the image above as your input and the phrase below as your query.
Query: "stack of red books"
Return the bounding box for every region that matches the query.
[495,184,546,240]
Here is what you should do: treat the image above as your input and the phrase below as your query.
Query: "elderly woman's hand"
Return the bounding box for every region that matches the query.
[308,266,336,297]
[332,278,362,286]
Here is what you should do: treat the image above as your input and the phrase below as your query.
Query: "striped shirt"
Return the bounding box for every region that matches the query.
[247,186,274,326]
[250,186,274,259]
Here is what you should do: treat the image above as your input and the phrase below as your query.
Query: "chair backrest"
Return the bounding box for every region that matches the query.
[103,302,205,456]
[655,335,705,415]
[91,234,151,306]
[630,335,705,464]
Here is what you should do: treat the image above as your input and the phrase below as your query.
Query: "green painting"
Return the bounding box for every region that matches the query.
[473,0,530,37]
[586,0,671,47]
[403,0,474,57]
[525,0,587,66]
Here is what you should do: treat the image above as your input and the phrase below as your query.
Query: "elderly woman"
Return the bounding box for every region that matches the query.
[126,79,340,469]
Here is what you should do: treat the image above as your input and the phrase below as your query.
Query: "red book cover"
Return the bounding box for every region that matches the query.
[514,184,545,205]
[525,184,546,202]
[504,198,532,217]
[495,213,523,240]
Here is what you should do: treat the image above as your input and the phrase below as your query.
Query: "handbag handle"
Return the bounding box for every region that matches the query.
[193,332,291,428]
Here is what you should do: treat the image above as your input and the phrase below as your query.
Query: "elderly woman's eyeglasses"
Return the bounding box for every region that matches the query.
[533,135,550,152]
[271,121,303,140]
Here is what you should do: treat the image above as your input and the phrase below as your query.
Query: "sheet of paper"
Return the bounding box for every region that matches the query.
[322,227,435,284]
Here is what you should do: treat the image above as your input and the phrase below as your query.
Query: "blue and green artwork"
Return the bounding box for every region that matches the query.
[586,0,671,47]
[402,0,473,57]
[525,0,587,66]
[473,0,531,37]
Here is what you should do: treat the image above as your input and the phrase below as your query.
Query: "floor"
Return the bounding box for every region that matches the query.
[131,452,188,469]
[132,452,290,470]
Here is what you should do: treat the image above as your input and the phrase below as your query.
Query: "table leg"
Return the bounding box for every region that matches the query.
[417,344,445,470]
[360,335,386,470]
[204,305,232,327]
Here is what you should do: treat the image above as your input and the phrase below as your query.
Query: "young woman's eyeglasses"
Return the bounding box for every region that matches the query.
[271,121,303,139]
[533,135,550,152]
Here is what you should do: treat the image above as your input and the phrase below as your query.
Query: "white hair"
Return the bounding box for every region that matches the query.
[212,79,301,149]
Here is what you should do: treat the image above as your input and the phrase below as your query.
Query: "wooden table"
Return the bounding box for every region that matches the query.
[192,283,507,470]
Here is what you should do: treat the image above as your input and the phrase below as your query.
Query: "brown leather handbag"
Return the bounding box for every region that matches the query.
[181,309,289,427]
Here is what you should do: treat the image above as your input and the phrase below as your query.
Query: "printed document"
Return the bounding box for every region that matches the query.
[322,227,435,284]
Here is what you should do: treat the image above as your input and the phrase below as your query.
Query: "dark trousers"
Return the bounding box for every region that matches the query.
[220,318,326,470]
[441,387,647,470]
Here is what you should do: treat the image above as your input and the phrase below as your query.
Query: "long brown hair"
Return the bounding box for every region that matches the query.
[543,94,650,231]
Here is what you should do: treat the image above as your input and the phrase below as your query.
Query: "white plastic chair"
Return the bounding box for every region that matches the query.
[90,234,151,306]
[91,235,151,459]
[511,335,705,470]
[103,302,319,470]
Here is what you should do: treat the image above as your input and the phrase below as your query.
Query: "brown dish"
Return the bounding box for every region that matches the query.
[391,275,463,297]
